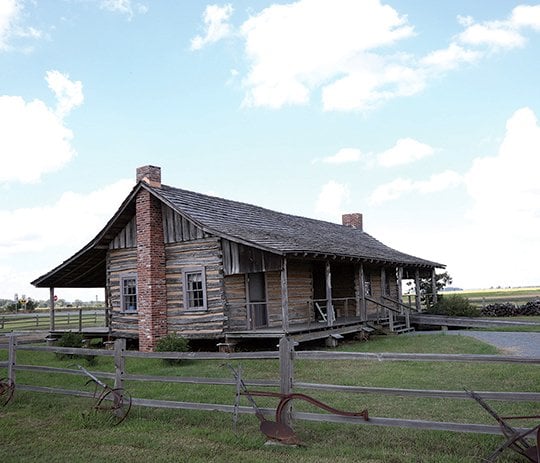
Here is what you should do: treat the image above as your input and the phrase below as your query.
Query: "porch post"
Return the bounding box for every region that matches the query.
[354,265,361,317]
[397,267,403,306]
[325,261,334,327]
[431,268,438,305]
[280,257,290,332]
[414,269,421,312]
[49,287,55,332]
[359,262,367,320]
[380,267,386,297]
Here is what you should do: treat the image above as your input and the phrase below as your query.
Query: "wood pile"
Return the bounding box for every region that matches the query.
[480,300,540,317]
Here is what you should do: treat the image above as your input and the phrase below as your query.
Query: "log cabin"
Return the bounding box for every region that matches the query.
[32,165,444,351]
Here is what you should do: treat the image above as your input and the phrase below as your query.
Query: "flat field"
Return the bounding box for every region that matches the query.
[1,334,539,462]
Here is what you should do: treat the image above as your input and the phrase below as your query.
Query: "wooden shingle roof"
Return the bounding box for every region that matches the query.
[154,184,442,268]
[32,181,442,289]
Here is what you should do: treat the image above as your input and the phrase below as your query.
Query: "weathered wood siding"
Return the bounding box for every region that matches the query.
[107,248,139,337]
[222,239,282,276]
[165,237,226,338]
[331,263,356,317]
[223,274,247,330]
[109,217,137,250]
[286,260,312,325]
[265,271,283,327]
[162,204,209,243]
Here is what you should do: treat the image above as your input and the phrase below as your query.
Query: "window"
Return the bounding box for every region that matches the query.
[183,268,207,311]
[120,275,137,312]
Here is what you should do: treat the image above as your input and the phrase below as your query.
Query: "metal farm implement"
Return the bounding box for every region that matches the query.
[467,389,540,462]
[0,377,15,406]
[228,364,369,445]
[77,365,132,425]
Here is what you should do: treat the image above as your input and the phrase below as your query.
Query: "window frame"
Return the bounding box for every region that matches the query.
[120,273,138,313]
[182,267,208,311]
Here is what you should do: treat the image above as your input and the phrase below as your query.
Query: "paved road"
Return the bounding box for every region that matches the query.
[418,330,540,357]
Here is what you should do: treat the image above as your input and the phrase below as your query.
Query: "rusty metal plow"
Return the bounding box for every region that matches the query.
[466,389,540,462]
[77,365,132,426]
[227,364,369,445]
[0,377,15,406]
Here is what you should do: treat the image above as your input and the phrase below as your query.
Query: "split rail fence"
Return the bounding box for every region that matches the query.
[1,335,539,436]
[0,309,108,333]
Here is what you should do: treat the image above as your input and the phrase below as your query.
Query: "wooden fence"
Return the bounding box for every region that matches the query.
[0,309,108,333]
[1,335,539,436]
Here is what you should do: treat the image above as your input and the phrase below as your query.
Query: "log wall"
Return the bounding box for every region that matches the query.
[107,248,139,338]
[165,237,225,338]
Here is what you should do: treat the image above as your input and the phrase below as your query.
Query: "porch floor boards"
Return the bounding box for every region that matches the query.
[225,316,368,342]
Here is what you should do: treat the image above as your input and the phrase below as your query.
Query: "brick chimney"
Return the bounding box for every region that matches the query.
[136,166,167,351]
[342,213,363,231]
[136,165,161,188]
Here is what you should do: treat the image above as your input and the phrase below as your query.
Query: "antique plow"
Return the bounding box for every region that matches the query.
[466,389,540,462]
[228,364,369,445]
[0,377,15,406]
[227,364,300,444]
[78,365,132,425]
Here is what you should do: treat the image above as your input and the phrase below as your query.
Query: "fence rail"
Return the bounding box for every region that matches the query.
[1,335,539,437]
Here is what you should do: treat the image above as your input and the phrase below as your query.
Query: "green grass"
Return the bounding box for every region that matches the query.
[1,334,539,462]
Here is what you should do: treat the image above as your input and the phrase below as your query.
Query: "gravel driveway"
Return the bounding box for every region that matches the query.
[431,330,540,357]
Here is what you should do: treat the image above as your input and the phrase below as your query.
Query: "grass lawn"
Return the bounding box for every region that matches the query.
[1,334,539,462]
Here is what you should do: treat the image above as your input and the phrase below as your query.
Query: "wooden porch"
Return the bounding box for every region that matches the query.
[225,315,372,343]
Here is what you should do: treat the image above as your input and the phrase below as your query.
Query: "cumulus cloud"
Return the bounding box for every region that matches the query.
[0,179,134,257]
[240,0,415,109]
[193,1,540,111]
[370,170,462,204]
[322,148,362,164]
[191,4,234,50]
[0,0,42,50]
[464,107,540,233]
[315,180,350,221]
[0,71,83,184]
[377,138,434,167]
[46,70,84,118]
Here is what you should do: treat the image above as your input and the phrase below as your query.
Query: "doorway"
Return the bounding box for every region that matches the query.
[247,272,268,329]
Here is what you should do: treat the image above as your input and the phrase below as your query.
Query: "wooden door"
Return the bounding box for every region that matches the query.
[247,273,268,329]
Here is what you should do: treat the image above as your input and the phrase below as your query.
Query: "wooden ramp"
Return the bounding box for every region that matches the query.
[410,314,540,329]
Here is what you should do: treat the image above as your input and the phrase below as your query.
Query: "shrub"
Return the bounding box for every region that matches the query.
[55,332,97,366]
[155,333,189,365]
[426,294,479,317]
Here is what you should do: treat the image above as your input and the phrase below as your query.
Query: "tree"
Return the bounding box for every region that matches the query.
[407,271,453,307]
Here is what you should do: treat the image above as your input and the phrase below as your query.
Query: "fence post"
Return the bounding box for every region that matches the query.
[78,309,83,332]
[8,334,17,388]
[279,336,294,426]
[114,338,126,390]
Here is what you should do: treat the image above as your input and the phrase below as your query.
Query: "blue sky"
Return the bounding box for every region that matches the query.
[1,0,539,301]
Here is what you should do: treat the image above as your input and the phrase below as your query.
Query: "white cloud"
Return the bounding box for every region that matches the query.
[240,0,415,109]
[458,22,525,49]
[46,70,84,118]
[322,148,362,164]
[511,5,540,30]
[464,107,540,231]
[191,4,234,51]
[0,71,83,184]
[0,179,134,258]
[0,179,133,299]
[315,180,350,222]
[377,138,434,167]
[197,2,540,111]
[0,0,20,50]
[420,43,481,71]
[370,170,462,204]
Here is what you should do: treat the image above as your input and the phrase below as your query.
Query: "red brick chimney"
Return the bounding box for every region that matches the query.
[342,213,363,231]
[136,165,167,351]
[136,165,161,188]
